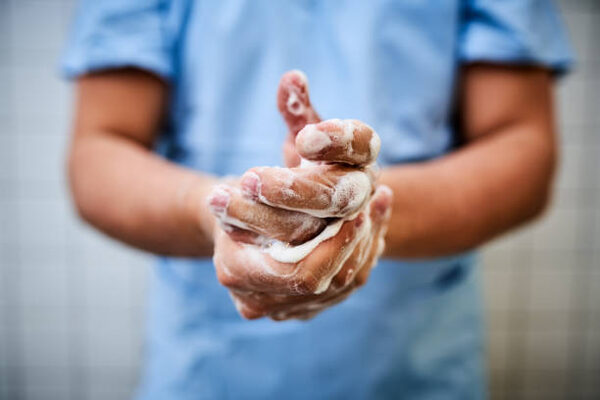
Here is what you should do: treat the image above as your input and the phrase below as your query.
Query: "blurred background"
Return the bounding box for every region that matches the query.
[0,0,598,399]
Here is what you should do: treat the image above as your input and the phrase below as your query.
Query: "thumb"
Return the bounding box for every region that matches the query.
[277,70,321,135]
[277,71,321,167]
[369,185,393,227]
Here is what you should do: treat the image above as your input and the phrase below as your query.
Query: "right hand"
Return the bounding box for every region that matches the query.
[207,71,392,320]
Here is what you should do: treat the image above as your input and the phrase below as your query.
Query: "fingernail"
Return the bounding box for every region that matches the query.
[207,185,230,216]
[241,172,261,199]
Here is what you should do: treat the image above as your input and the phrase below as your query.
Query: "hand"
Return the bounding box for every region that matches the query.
[208,71,392,320]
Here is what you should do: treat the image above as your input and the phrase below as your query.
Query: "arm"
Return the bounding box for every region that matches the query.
[381,64,558,258]
[68,69,217,256]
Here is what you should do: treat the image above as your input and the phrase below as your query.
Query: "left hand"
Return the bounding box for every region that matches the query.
[208,71,392,321]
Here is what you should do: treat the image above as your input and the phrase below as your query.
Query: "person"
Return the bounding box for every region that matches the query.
[61,0,572,398]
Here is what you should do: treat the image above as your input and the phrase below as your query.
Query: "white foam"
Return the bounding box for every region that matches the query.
[369,132,381,159]
[290,69,308,87]
[265,218,344,264]
[299,157,318,168]
[341,119,355,154]
[312,213,371,294]
[262,206,373,294]
[331,171,371,216]
[286,89,305,116]
[298,124,332,155]
[257,170,371,218]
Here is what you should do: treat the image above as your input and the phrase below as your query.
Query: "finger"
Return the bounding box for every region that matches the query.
[207,184,326,244]
[296,119,381,166]
[213,229,300,293]
[229,292,265,320]
[232,275,355,318]
[270,285,357,321]
[222,225,262,245]
[277,70,321,136]
[294,213,366,294]
[368,185,393,227]
[215,215,362,295]
[240,164,373,218]
[354,230,382,287]
[352,185,393,286]
[330,234,371,289]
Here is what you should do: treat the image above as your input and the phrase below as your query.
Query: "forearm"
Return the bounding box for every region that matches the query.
[69,132,217,257]
[380,121,556,258]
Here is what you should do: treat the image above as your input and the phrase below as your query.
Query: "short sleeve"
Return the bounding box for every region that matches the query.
[60,0,184,81]
[458,0,575,75]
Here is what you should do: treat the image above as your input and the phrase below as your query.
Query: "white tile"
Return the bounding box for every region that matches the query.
[485,226,534,253]
[12,65,70,122]
[86,366,138,400]
[530,250,580,271]
[482,266,514,312]
[85,322,139,369]
[481,244,513,267]
[0,134,17,180]
[0,198,19,246]
[528,268,574,310]
[0,326,8,368]
[8,0,67,52]
[531,208,586,251]
[525,329,571,368]
[82,256,136,309]
[18,260,69,308]
[487,330,510,374]
[23,365,71,393]
[21,327,70,368]
[581,330,600,393]
[0,67,13,117]
[16,131,68,182]
[0,2,10,51]
[586,271,600,318]
[556,143,587,191]
[17,198,69,246]
[563,12,594,63]
[585,79,600,125]
[87,388,134,400]
[557,78,589,126]
[24,386,72,400]
[19,306,71,336]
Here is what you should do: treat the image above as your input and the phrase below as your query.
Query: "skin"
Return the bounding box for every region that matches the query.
[68,64,558,319]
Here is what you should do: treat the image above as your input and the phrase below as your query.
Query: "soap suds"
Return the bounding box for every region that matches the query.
[369,132,381,159]
[286,90,305,116]
[257,170,371,219]
[341,119,355,154]
[312,214,371,294]
[265,218,344,264]
[298,124,332,155]
[290,69,308,87]
[262,206,370,294]
[285,70,309,116]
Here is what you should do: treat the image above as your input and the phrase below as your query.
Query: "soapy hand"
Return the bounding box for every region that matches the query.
[207,71,392,320]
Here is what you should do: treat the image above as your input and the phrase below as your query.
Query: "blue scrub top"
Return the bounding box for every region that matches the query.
[62,1,572,399]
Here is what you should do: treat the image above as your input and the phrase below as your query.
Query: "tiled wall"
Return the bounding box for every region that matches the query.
[483,1,600,398]
[0,0,598,399]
